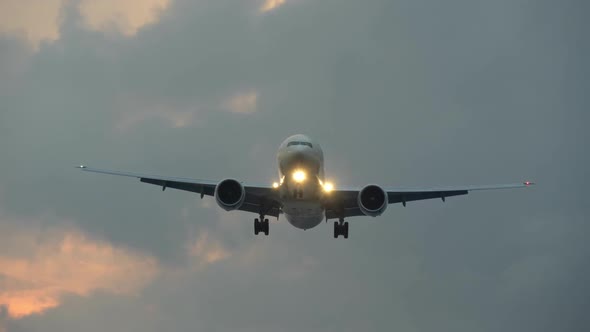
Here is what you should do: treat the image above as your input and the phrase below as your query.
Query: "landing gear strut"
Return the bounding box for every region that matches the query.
[254,216,269,236]
[333,218,349,239]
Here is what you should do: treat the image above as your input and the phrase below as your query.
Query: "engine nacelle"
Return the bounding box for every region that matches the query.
[357,184,388,217]
[215,179,246,211]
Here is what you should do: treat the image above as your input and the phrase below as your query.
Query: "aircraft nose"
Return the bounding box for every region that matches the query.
[291,150,306,162]
[284,145,312,164]
[280,144,319,174]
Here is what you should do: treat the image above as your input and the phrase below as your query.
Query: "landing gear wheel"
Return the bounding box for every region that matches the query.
[255,218,269,236]
[254,218,260,235]
[333,220,349,239]
[263,219,269,236]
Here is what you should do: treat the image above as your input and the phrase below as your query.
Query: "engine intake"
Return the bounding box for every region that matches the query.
[215,179,246,211]
[358,185,388,217]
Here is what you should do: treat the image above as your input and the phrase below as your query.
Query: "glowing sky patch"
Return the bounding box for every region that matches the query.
[0,0,63,49]
[78,0,171,37]
[223,91,258,114]
[260,0,286,13]
[187,232,231,265]
[0,225,158,319]
[0,0,171,49]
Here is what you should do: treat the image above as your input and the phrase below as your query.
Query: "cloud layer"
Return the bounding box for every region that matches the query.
[0,221,158,319]
[78,0,170,36]
[0,0,588,331]
[260,0,287,13]
[0,0,171,49]
[0,0,63,48]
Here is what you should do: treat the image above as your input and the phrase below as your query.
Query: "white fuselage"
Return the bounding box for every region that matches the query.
[277,134,326,230]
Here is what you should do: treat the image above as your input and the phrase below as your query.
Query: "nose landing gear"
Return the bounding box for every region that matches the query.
[254,216,269,236]
[333,218,349,239]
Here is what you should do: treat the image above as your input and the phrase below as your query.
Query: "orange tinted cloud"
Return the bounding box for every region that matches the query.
[187,231,231,266]
[0,0,63,49]
[260,0,286,13]
[0,224,158,319]
[78,0,171,37]
[222,91,258,114]
[0,0,170,49]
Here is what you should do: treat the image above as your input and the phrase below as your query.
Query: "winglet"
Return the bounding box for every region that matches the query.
[77,164,87,169]
[523,181,535,186]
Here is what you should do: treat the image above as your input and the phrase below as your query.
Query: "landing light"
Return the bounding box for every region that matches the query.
[272,182,279,188]
[323,182,334,192]
[293,170,306,183]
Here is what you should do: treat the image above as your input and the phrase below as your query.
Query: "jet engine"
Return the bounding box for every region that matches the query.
[358,185,388,217]
[215,179,246,211]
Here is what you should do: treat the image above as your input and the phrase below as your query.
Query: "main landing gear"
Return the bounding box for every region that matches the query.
[333,218,349,239]
[254,216,269,236]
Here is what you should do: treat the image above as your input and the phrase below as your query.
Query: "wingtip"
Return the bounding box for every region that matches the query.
[524,181,535,186]
[76,164,87,169]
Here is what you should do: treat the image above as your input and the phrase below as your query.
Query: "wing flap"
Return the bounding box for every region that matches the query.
[78,165,280,217]
[388,190,468,204]
[140,178,215,195]
[384,182,531,193]
[325,182,533,220]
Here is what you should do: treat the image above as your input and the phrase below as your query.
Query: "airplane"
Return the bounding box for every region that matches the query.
[78,134,533,238]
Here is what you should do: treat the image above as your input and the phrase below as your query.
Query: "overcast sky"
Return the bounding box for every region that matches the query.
[0,0,588,331]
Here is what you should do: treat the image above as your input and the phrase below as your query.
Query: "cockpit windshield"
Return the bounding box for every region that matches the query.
[287,141,313,148]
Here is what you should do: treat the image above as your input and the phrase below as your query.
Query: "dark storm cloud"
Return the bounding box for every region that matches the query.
[0,0,588,331]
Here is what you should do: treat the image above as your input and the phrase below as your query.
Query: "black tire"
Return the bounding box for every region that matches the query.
[254,219,260,235]
[344,222,349,239]
[333,221,339,238]
[264,219,269,236]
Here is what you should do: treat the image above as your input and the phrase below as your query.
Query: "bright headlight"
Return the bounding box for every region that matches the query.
[323,182,334,192]
[293,170,306,183]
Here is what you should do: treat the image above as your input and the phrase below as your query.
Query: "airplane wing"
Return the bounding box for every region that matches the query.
[77,166,281,217]
[324,182,534,219]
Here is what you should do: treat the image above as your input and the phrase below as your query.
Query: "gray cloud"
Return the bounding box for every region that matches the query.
[0,0,588,331]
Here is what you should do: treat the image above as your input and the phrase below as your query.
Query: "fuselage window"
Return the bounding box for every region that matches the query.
[287,141,313,148]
